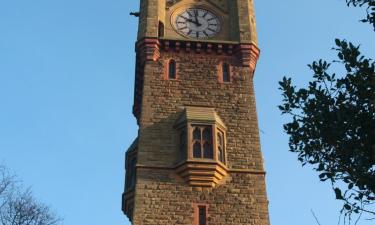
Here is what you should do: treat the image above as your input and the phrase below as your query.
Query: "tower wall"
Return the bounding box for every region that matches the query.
[123,0,270,224]
[133,50,269,224]
[134,170,269,224]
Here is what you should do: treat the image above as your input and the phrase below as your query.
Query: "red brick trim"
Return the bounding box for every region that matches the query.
[136,38,161,62]
[135,38,260,71]
[234,44,260,71]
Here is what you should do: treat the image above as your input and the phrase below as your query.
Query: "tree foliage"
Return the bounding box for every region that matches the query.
[279,39,375,223]
[345,0,375,29]
[0,165,62,225]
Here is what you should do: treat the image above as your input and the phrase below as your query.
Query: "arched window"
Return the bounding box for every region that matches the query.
[193,127,202,158]
[192,126,213,159]
[203,128,213,159]
[222,63,230,82]
[217,131,225,163]
[174,107,228,187]
[193,127,201,140]
[168,60,176,79]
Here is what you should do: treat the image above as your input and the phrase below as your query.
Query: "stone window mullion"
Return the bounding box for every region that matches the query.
[212,124,218,161]
[188,123,193,159]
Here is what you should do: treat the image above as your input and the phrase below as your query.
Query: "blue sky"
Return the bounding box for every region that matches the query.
[0,0,374,225]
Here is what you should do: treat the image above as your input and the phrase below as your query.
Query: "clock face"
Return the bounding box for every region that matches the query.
[174,8,221,39]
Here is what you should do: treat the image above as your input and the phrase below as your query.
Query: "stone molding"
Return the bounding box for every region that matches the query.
[136,164,266,175]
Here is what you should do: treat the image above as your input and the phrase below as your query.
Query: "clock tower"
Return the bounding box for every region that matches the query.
[122,0,270,224]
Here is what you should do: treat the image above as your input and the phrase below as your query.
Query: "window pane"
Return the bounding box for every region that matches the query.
[203,142,213,159]
[198,206,207,225]
[169,60,176,79]
[223,63,230,82]
[218,147,224,163]
[202,127,212,141]
[193,141,202,158]
[193,127,201,140]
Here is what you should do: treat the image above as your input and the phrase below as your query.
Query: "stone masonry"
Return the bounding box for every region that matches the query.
[123,0,270,224]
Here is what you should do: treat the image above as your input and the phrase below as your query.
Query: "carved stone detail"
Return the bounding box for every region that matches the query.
[175,160,228,187]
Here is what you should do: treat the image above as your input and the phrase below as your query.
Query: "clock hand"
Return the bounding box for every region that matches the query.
[186,18,201,26]
[193,10,201,26]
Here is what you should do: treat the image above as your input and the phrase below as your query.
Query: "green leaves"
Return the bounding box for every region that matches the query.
[345,0,375,30]
[278,39,375,220]
[335,38,342,46]
[344,204,352,210]
[335,188,344,200]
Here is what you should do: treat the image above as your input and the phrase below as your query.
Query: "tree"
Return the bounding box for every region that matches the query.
[0,165,62,225]
[279,39,375,224]
[344,0,375,30]
[279,0,375,223]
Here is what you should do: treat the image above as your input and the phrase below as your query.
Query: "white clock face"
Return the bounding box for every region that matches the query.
[174,8,221,39]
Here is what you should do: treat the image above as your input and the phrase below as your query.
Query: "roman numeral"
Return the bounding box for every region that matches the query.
[207,28,216,32]
[196,32,200,38]
[203,31,208,37]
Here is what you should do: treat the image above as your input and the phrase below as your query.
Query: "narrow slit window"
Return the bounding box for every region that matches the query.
[168,60,176,79]
[198,206,207,225]
[222,63,230,82]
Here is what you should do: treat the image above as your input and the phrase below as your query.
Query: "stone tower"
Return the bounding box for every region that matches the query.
[122,0,270,224]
